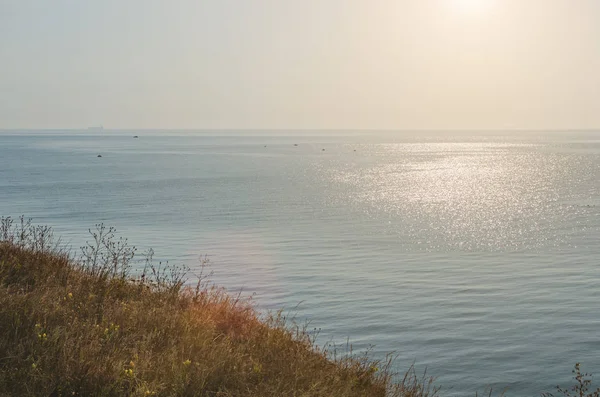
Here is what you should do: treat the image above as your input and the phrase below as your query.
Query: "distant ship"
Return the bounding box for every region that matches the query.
[87,125,104,131]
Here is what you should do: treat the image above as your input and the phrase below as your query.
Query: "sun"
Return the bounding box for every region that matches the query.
[450,0,494,15]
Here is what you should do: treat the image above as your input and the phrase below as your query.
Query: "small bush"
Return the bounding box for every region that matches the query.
[543,363,600,397]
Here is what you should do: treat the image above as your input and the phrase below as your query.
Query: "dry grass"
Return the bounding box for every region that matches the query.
[0,217,438,397]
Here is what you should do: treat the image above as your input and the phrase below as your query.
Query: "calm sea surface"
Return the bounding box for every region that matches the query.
[1,130,600,395]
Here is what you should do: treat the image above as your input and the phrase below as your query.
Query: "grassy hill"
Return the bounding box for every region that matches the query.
[0,217,435,397]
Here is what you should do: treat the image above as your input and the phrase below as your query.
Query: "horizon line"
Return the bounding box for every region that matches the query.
[1,127,599,133]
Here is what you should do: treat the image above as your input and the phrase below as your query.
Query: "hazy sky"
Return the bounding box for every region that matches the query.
[1,0,599,130]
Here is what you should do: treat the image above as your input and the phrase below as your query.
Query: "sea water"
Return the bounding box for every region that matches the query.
[1,130,599,396]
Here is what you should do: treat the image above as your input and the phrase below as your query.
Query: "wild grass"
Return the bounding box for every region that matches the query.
[0,216,438,397]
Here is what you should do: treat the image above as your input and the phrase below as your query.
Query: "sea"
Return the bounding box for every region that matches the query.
[1,129,599,396]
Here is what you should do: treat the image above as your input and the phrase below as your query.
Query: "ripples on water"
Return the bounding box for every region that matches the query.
[1,131,600,396]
